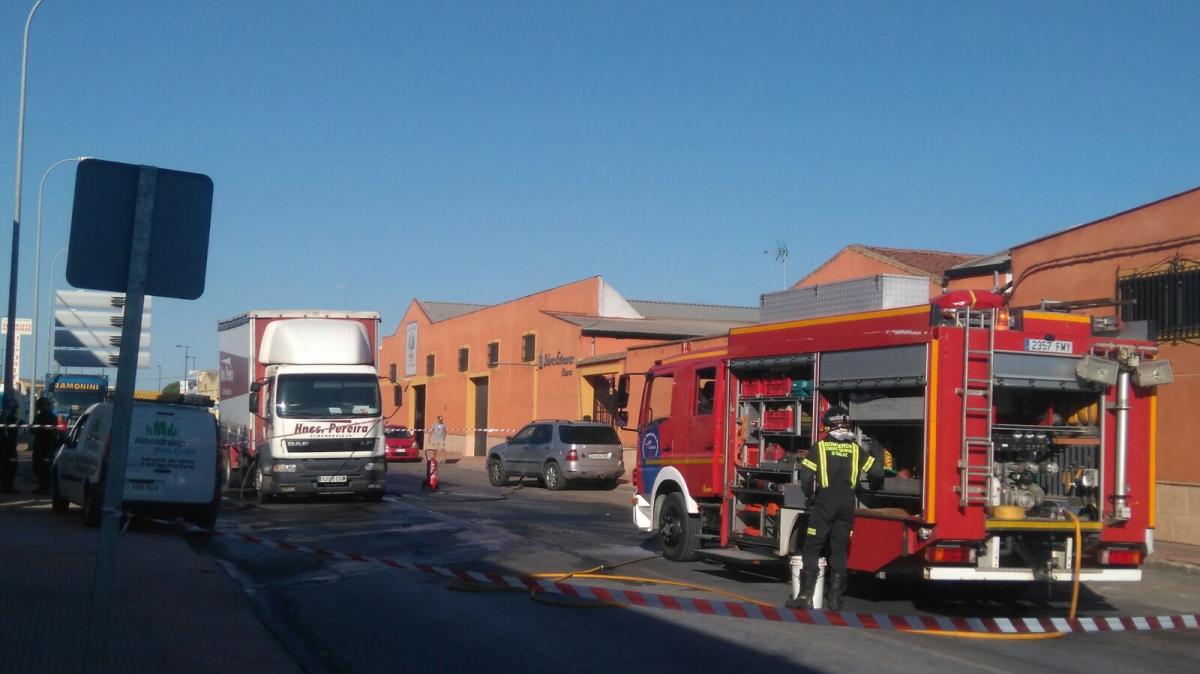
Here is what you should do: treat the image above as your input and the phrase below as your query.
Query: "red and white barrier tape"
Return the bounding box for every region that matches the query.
[150,517,1199,635]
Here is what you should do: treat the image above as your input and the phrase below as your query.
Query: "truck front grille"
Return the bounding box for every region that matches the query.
[284,438,376,454]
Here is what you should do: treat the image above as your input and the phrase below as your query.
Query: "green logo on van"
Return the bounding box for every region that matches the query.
[145,419,178,437]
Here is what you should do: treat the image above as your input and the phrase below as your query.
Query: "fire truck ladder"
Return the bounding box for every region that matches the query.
[956,307,996,507]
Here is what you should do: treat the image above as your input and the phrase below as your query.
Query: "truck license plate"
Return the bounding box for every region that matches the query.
[1025,338,1073,354]
[317,475,348,484]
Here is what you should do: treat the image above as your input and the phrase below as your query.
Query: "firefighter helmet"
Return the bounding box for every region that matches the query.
[823,405,851,429]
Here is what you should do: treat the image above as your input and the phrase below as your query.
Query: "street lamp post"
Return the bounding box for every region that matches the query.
[156,365,162,391]
[28,156,87,419]
[4,0,47,414]
[43,247,66,392]
[175,344,189,391]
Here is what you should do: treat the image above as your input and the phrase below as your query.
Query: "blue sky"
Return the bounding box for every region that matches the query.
[1,1,1199,387]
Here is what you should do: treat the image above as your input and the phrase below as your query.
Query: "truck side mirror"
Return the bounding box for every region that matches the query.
[249,391,259,415]
[617,411,629,429]
[393,384,403,408]
[250,381,262,393]
[389,363,398,384]
[616,375,629,409]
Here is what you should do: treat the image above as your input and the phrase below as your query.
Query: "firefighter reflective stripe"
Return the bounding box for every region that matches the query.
[801,458,818,471]
[815,440,860,488]
[862,455,875,475]
[806,527,817,535]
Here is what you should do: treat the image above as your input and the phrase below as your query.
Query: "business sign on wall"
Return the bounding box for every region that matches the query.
[404,322,417,376]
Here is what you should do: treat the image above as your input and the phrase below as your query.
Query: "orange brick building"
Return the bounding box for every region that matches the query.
[378,277,757,456]
[1004,187,1200,544]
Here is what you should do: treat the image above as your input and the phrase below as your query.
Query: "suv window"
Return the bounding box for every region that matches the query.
[510,425,537,445]
[530,425,552,444]
[559,425,620,445]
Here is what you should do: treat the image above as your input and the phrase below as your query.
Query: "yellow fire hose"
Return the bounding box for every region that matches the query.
[906,512,1083,640]
[452,514,1087,640]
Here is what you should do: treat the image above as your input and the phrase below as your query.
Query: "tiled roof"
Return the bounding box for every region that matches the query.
[544,312,752,339]
[417,301,487,322]
[855,245,981,279]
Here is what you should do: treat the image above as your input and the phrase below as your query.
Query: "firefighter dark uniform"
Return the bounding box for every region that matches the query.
[31,398,59,494]
[0,403,18,494]
[787,407,877,610]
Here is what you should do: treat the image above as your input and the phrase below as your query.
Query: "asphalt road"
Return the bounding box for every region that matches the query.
[197,460,1199,674]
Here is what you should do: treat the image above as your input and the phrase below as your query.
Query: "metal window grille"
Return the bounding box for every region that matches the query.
[425,354,435,376]
[522,334,535,362]
[458,347,469,372]
[590,375,618,426]
[487,342,499,368]
[1118,259,1200,341]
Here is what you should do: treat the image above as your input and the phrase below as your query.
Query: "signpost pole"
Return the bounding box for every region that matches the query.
[82,166,156,673]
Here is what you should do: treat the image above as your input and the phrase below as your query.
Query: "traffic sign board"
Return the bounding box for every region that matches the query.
[67,159,213,300]
[0,318,32,335]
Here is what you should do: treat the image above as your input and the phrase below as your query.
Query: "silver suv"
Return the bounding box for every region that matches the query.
[487,420,625,491]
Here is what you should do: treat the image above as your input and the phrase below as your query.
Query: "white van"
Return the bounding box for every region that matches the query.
[51,398,222,528]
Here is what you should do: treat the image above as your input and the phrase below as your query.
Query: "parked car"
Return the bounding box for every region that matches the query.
[384,425,420,461]
[487,420,624,490]
[50,398,222,529]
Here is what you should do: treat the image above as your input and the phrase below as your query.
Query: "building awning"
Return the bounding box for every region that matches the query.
[577,352,626,367]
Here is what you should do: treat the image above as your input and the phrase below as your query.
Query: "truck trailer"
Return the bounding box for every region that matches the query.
[623,290,1170,585]
[218,310,386,502]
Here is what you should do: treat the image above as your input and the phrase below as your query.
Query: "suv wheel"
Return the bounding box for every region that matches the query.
[542,461,567,491]
[658,492,700,561]
[487,458,509,487]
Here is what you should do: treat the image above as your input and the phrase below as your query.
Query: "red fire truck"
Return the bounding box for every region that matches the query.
[622,292,1171,583]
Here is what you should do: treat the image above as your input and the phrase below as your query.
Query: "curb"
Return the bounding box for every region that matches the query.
[1145,557,1200,577]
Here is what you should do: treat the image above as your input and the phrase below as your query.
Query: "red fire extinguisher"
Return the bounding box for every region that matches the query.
[423,451,440,491]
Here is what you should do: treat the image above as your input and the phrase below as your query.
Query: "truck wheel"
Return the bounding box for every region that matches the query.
[487,458,509,487]
[255,469,273,504]
[51,471,69,514]
[658,492,700,561]
[82,481,102,528]
[542,461,567,491]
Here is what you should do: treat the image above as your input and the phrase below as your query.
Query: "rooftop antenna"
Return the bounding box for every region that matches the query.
[764,241,789,289]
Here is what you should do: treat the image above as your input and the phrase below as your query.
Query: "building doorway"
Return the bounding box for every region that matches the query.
[471,377,489,456]
[413,384,426,449]
[587,374,618,425]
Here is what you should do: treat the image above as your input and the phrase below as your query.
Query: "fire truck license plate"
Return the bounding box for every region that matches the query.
[1025,338,1073,354]
[317,475,348,484]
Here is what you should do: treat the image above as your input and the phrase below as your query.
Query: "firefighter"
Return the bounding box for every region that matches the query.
[30,397,59,495]
[0,400,18,494]
[786,405,879,610]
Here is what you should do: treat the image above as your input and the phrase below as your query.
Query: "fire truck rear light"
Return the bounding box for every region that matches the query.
[925,544,977,565]
[1100,548,1143,566]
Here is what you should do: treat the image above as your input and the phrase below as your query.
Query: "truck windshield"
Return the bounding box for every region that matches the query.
[275,374,381,418]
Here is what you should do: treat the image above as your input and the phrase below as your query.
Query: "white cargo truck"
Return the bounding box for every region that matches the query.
[218,310,387,502]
